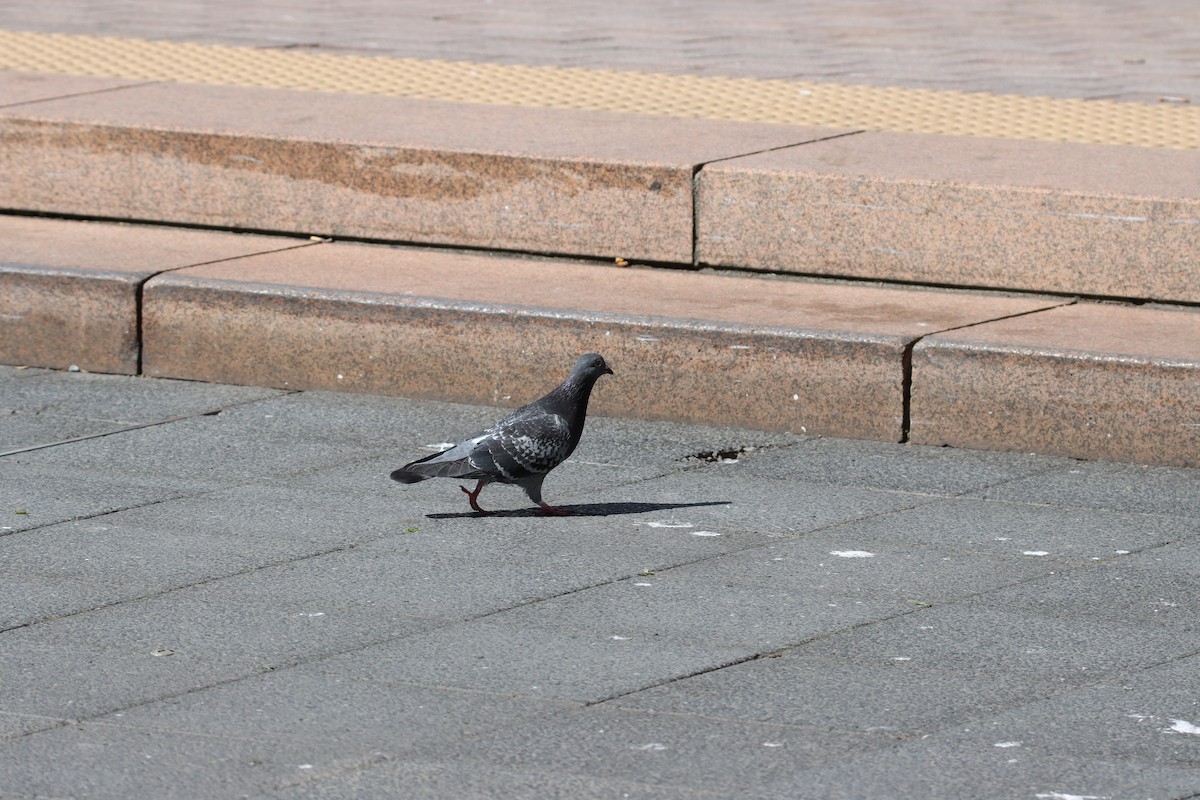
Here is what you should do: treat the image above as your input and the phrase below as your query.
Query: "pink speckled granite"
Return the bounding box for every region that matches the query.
[910,302,1200,466]
[0,216,310,373]
[0,79,846,263]
[143,241,1060,439]
[698,131,1200,303]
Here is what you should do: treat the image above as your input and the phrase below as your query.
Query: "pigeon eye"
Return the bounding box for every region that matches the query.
[593,359,602,368]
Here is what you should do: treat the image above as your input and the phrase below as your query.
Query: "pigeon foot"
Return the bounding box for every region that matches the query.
[461,481,488,513]
[538,502,571,516]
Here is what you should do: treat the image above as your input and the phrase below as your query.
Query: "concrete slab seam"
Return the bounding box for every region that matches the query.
[0,392,301,459]
[0,529,384,635]
[0,78,160,110]
[0,491,199,558]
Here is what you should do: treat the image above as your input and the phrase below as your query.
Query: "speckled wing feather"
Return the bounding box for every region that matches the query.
[468,406,573,480]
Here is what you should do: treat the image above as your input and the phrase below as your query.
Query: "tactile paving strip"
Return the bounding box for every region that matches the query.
[2,28,1198,149]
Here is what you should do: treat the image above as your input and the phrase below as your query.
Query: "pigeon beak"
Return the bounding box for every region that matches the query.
[603,364,614,375]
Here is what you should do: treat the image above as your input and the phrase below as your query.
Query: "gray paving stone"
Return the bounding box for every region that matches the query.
[735,437,1071,496]
[381,703,889,797]
[0,366,50,381]
[977,459,1200,519]
[0,412,121,451]
[308,617,754,704]
[581,414,800,472]
[0,723,313,799]
[485,534,1054,653]
[1,464,778,626]
[0,670,561,800]
[595,469,934,536]
[3,374,1200,799]
[986,539,1200,631]
[0,481,787,725]
[263,758,722,800]
[0,461,202,534]
[801,495,1199,565]
[262,516,775,621]
[0,483,416,627]
[908,653,1200,774]
[0,710,67,739]
[749,745,1200,800]
[5,387,729,494]
[105,663,563,751]
[0,587,442,732]
[616,572,1200,736]
[7,392,400,484]
[0,369,283,423]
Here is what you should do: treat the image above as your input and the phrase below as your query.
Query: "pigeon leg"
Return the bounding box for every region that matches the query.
[520,476,570,515]
[538,501,571,516]
[461,480,488,513]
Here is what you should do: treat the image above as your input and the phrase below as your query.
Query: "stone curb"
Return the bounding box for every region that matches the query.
[5,215,1197,466]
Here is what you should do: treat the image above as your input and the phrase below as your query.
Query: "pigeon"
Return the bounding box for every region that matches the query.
[391,353,613,514]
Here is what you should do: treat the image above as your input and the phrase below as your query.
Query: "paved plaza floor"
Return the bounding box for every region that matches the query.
[3,366,1199,798]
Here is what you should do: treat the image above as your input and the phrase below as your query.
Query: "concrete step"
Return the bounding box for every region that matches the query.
[2,68,1198,303]
[3,214,1197,467]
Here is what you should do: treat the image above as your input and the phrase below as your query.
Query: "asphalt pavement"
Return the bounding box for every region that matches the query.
[3,364,1200,798]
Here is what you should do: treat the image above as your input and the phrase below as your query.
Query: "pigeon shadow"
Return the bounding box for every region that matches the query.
[425,500,731,520]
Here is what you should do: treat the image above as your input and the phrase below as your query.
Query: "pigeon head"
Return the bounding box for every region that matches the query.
[576,352,614,376]
[572,353,614,383]
[552,353,612,416]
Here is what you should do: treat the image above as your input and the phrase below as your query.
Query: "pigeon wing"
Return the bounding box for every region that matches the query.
[391,406,571,484]
[468,406,573,481]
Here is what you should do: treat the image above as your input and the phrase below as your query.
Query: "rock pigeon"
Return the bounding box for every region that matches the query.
[391,353,613,514]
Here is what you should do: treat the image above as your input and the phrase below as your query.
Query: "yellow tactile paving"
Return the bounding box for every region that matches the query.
[2,28,1198,149]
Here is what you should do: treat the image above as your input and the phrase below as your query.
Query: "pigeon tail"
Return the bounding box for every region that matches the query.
[389,468,429,484]
[390,446,487,483]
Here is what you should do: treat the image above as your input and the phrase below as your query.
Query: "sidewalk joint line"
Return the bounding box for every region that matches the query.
[0,514,365,634]
[0,417,196,458]
[0,490,204,552]
[697,129,867,169]
[0,79,161,110]
[0,392,298,459]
